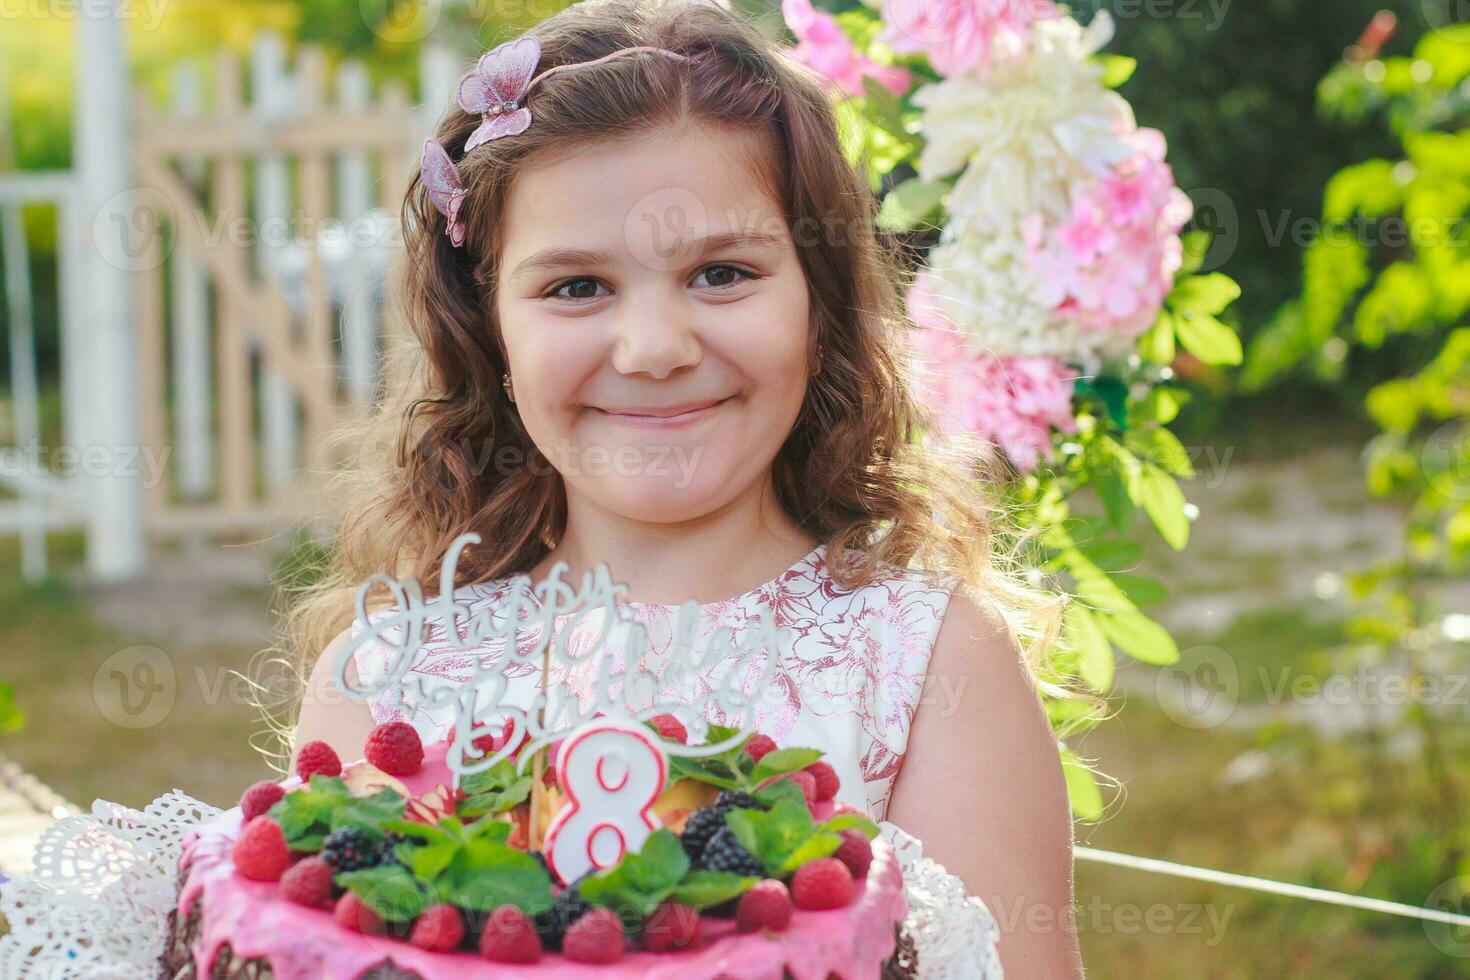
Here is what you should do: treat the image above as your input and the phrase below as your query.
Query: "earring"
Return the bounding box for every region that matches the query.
[502,371,515,403]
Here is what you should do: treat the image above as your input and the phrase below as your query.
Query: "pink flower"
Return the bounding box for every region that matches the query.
[879,0,1057,78]
[1024,128,1191,340]
[783,0,912,98]
[905,271,1076,471]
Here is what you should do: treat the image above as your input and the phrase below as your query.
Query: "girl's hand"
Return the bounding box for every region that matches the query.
[886,594,1084,979]
[292,628,378,772]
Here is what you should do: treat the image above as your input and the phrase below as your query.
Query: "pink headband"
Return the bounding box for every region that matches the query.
[419,35,691,248]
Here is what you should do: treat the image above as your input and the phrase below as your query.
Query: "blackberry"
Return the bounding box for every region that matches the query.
[680,807,728,866]
[700,826,764,877]
[321,828,385,873]
[714,789,769,812]
[533,884,591,950]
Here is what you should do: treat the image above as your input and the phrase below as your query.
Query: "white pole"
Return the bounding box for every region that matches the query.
[76,0,145,582]
[0,52,46,579]
[336,61,376,406]
[250,33,298,495]
[170,64,214,502]
[419,42,458,137]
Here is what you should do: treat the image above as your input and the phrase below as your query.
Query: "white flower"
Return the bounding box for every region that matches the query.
[913,12,1134,226]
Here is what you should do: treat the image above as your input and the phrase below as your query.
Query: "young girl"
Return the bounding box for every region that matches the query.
[289,0,1081,974]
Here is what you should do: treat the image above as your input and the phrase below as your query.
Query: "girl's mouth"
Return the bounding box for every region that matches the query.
[591,396,732,429]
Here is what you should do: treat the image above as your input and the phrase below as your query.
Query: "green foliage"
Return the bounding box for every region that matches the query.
[457,758,533,819]
[725,800,842,877]
[266,776,405,851]
[386,816,554,916]
[578,829,689,918]
[0,683,23,736]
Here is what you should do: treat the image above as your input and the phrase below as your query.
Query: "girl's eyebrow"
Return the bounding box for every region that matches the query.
[508,230,787,283]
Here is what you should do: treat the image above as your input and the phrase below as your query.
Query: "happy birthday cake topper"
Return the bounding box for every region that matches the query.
[331,532,790,788]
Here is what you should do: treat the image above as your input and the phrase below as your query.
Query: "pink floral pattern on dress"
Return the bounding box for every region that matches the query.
[349,544,956,819]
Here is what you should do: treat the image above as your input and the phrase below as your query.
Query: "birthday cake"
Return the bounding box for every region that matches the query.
[158,718,918,979]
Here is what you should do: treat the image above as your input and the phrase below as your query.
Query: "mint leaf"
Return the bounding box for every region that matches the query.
[439,838,554,915]
[821,813,880,839]
[750,748,823,785]
[578,829,690,919]
[671,870,759,909]
[458,775,532,819]
[752,777,807,810]
[338,864,428,922]
[266,776,405,851]
[668,754,744,791]
[775,830,841,875]
[724,800,831,877]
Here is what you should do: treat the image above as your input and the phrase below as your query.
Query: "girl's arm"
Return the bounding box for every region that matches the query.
[292,628,378,769]
[885,594,1084,979]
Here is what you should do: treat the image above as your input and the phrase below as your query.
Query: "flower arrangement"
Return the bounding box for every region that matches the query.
[780,0,1245,815]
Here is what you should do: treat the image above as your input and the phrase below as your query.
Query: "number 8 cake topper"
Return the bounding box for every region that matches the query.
[331,531,790,788]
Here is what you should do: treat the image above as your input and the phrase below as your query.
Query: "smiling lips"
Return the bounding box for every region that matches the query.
[592,397,731,429]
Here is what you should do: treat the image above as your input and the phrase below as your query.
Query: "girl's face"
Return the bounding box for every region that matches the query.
[495,124,812,526]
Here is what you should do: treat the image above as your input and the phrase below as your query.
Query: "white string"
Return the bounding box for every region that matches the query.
[1076,847,1470,928]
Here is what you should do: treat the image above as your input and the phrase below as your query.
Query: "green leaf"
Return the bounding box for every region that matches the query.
[1178,230,1210,276]
[440,838,554,915]
[724,800,832,877]
[749,748,823,786]
[876,177,948,232]
[1136,465,1190,550]
[671,870,759,909]
[1061,750,1105,821]
[458,774,533,819]
[668,754,745,792]
[1094,53,1136,88]
[1169,273,1241,315]
[1065,604,1114,693]
[1140,311,1176,365]
[266,776,404,851]
[753,778,808,810]
[1175,312,1243,366]
[338,864,429,922]
[1098,607,1179,665]
[820,812,880,840]
[578,829,690,919]
[776,831,842,875]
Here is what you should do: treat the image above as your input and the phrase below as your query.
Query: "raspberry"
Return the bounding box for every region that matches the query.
[279,856,334,908]
[239,781,285,822]
[791,857,854,910]
[742,733,777,761]
[480,905,542,963]
[769,770,817,808]
[561,907,625,964]
[295,740,342,780]
[334,891,385,935]
[231,816,290,881]
[804,761,839,801]
[411,904,465,953]
[736,879,793,933]
[648,713,688,744]
[365,721,424,776]
[641,901,701,951]
[834,829,873,878]
[702,826,765,877]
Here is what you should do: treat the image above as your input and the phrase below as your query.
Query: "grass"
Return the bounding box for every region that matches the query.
[0,534,276,810]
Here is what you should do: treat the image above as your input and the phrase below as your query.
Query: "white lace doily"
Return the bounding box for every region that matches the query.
[880,820,1005,979]
[0,792,221,979]
[0,793,1002,978]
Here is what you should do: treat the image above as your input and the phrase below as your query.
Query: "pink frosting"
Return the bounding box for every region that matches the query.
[177,747,906,979]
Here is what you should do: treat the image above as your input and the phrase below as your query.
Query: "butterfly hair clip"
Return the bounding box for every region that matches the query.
[421,35,692,246]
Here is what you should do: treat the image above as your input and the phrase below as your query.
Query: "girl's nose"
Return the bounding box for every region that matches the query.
[609,288,702,379]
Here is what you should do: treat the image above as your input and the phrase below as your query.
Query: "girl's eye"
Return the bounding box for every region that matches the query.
[693,264,760,290]
[545,277,608,301]
[542,265,760,301]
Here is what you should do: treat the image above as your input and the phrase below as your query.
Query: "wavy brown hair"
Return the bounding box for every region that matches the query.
[255,0,1064,768]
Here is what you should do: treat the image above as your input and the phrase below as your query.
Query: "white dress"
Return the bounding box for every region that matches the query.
[350,542,958,822]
